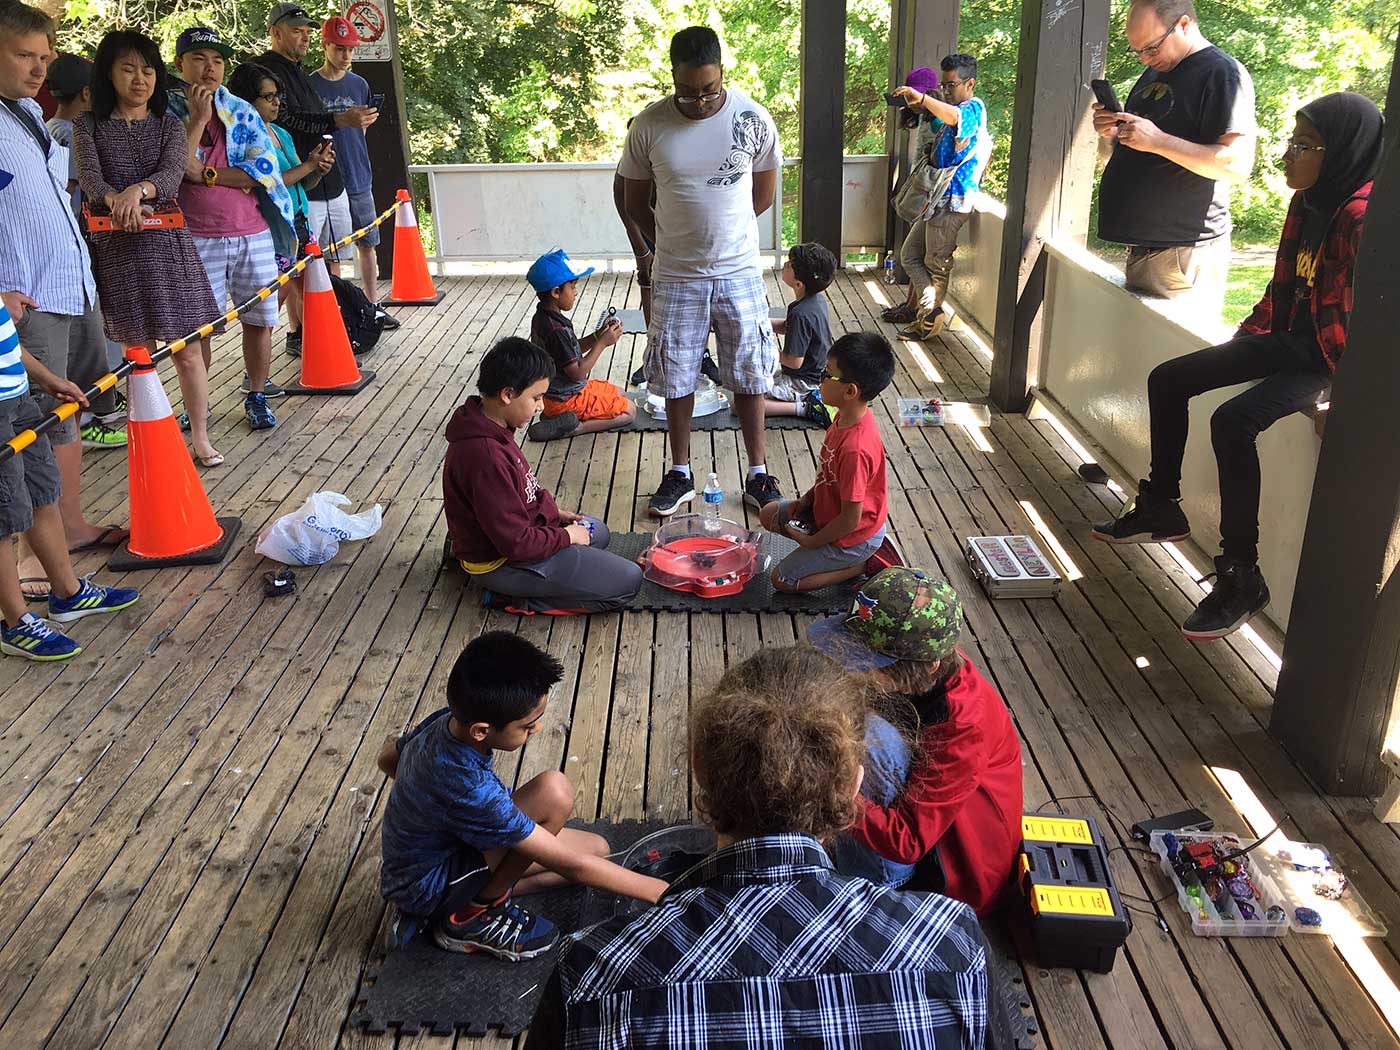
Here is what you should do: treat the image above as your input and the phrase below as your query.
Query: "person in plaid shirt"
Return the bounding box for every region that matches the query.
[529,646,990,1049]
[1093,92,1383,641]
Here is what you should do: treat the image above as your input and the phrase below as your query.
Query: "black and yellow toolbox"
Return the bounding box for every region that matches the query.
[1017,813,1130,973]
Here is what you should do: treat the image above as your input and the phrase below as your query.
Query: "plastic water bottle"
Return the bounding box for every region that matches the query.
[702,473,723,529]
[882,251,895,284]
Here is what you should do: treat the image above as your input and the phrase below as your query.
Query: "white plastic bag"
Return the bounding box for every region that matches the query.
[255,491,383,565]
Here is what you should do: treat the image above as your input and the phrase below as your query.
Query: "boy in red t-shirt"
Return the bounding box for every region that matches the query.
[807,568,1024,915]
[758,332,895,592]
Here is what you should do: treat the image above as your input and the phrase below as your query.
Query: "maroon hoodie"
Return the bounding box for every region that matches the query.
[443,397,570,565]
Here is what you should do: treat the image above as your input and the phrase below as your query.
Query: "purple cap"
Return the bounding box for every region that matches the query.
[905,67,939,94]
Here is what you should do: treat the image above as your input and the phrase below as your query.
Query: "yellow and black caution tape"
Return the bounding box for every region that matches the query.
[0,199,400,464]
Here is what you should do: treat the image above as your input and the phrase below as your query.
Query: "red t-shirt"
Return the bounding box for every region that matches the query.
[851,653,1024,915]
[179,118,267,239]
[811,408,887,547]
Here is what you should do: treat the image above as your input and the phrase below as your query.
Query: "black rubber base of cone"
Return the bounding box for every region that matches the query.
[382,290,444,307]
[283,370,376,396]
[108,516,242,572]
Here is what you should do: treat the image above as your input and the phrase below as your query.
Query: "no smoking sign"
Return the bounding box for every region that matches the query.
[346,0,390,61]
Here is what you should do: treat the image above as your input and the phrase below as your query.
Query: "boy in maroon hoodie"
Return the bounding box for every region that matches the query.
[443,337,643,614]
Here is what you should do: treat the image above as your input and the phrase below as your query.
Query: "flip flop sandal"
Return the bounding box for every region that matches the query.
[68,524,130,552]
[20,578,51,602]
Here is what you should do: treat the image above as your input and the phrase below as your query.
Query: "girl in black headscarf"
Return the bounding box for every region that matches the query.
[1093,91,1384,641]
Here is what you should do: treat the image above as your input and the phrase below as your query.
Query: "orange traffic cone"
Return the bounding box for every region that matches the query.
[284,242,375,396]
[384,188,444,306]
[108,346,240,571]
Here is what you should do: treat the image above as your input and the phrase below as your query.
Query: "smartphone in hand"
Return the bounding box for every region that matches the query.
[370,93,385,110]
[1090,79,1122,113]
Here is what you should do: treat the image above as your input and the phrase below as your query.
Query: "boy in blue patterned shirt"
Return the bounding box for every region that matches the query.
[377,630,666,958]
[0,302,138,661]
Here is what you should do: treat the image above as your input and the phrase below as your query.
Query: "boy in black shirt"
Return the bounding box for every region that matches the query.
[524,249,634,442]
[765,242,837,423]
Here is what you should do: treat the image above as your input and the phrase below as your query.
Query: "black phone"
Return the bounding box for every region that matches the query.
[884,91,907,107]
[1090,78,1123,113]
[370,93,385,110]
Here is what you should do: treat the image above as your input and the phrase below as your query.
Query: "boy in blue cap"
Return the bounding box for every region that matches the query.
[525,249,634,442]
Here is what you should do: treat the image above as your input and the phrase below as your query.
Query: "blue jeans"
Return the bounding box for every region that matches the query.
[831,713,918,886]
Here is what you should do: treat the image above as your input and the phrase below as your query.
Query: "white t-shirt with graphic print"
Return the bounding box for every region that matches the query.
[618,88,782,282]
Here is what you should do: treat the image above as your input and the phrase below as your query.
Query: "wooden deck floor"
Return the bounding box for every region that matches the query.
[3,270,1400,1050]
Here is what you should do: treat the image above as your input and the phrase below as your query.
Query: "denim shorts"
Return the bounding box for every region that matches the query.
[0,393,61,539]
[772,500,886,587]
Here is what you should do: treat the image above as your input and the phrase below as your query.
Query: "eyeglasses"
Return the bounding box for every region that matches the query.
[674,86,722,105]
[820,368,843,382]
[1128,22,1178,58]
[942,78,968,90]
[1284,140,1326,157]
[257,91,281,102]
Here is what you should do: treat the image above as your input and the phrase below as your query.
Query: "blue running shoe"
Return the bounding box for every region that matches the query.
[49,577,139,624]
[433,899,559,959]
[245,392,277,430]
[1,612,81,661]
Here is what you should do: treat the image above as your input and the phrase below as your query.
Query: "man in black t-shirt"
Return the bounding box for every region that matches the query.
[1094,0,1255,317]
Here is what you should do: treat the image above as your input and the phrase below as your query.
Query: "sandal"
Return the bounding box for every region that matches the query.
[20,577,51,602]
[196,452,225,468]
[68,524,130,552]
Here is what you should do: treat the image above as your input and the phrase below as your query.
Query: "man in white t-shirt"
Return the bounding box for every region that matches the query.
[619,26,784,518]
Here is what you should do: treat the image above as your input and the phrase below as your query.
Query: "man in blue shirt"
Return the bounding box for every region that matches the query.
[312,16,392,326]
[886,54,991,340]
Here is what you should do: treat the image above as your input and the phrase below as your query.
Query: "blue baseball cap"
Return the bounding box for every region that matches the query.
[526,249,594,294]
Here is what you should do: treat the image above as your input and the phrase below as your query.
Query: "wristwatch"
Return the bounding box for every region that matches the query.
[203,166,218,188]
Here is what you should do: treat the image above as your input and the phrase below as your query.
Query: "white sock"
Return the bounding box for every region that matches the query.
[671,464,691,479]
[748,464,767,479]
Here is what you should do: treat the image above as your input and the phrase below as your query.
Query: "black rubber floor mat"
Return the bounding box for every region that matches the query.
[351,820,699,1038]
[620,410,823,433]
[982,920,1041,1050]
[607,531,859,614]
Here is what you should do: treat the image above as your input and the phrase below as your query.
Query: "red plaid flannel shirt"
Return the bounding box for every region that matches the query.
[1238,183,1371,373]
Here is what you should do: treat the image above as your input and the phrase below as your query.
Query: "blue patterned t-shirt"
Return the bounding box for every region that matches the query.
[927,97,991,214]
[380,708,536,915]
[0,302,28,402]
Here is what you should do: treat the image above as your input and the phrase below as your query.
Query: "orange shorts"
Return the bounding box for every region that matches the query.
[541,379,632,422]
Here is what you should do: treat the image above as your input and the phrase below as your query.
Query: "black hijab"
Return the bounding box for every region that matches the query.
[1296,92,1385,213]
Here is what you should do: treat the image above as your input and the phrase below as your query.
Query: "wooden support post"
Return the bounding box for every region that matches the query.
[1271,34,1400,796]
[344,0,415,283]
[885,0,961,280]
[988,0,1108,412]
[799,0,847,259]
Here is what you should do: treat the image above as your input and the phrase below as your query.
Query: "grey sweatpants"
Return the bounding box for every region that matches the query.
[477,518,643,613]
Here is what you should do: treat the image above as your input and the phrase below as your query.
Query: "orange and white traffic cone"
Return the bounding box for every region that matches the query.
[384,188,444,306]
[108,345,241,571]
[284,241,375,396]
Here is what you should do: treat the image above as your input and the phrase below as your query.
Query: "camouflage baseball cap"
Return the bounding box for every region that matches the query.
[807,567,963,671]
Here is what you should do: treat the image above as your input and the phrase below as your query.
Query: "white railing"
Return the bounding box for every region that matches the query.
[406,155,890,269]
[947,201,1313,630]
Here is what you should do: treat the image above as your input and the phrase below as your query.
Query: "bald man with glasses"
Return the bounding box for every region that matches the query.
[1093,0,1256,317]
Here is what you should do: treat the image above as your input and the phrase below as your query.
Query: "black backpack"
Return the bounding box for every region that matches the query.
[329,273,381,355]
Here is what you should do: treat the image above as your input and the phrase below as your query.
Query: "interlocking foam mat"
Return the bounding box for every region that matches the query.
[617,409,823,434]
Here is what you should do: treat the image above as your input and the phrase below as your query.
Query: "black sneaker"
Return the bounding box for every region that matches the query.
[629,364,646,387]
[1181,557,1270,641]
[743,472,783,510]
[375,307,401,331]
[700,353,721,385]
[286,330,302,357]
[1091,481,1190,544]
[648,470,696,517]
[527,412,580,442]
[433,898,559,960]
[800,390,834,427]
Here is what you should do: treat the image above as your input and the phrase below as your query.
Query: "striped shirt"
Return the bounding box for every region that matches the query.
[0,95,95,316]
[533,834,990,1049]
[0,302,28,402]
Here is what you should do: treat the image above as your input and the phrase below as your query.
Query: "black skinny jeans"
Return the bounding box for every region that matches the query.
[1147,332,1330,566]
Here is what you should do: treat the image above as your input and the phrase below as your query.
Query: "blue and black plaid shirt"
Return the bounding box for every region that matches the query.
[530,834,989,1049]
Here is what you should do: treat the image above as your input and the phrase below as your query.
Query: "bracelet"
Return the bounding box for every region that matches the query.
[635,250,652,260]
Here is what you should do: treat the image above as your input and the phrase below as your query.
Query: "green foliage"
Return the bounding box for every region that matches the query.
[57,0,1396,247]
